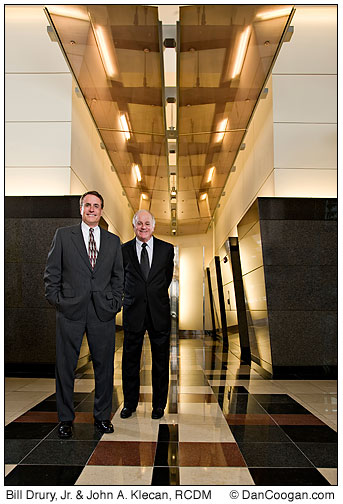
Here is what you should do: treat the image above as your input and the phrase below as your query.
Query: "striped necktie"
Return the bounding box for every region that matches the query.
[88,228,97,269]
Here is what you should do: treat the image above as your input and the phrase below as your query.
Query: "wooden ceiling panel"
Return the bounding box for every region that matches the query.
[48,4,293,235]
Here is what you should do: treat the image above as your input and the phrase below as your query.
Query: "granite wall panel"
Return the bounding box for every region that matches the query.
[237,197,337,378]
[5,196,92,376]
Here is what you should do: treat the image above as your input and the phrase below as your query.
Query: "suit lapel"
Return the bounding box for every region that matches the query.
[147,237,161,281]
[128,238,144,277]
[93,228,108,272]
[71,225,93,271]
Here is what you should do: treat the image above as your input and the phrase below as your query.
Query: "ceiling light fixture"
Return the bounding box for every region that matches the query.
[94,26,118,79]
[133,164,142,183]
[200,193,207,201]
[232,26,251,79]
[207,166,215,183]
[171,187,177,196]
[120,114,131,140]
[256,8,291,21]
[141,193,148,200]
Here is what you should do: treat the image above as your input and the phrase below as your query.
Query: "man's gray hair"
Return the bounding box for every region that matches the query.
[132,210,156,228]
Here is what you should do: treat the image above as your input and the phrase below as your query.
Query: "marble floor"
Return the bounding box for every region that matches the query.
[4,330,337,486]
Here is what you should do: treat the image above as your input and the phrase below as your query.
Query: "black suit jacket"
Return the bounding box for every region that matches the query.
[122,237,174,332]
[44,224,123,322]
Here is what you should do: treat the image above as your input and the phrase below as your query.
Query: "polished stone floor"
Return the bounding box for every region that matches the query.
[5,331,337,486]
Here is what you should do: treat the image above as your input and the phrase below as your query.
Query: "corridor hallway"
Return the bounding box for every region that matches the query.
[5,329,337,486]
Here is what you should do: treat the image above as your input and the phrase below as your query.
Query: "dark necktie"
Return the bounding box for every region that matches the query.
[88,228,97,269]
[140,242,150,280]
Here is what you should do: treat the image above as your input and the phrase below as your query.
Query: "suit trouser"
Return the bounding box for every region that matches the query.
[122,307,170,410]
[55,299,116,422]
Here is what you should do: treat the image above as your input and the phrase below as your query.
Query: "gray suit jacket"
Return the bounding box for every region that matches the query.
[44,224,123,322]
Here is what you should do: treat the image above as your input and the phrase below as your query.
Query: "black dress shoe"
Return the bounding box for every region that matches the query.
[94,419,114,433]
[151,407,164,419]
[58,421,73,438]
[120,407,136,419]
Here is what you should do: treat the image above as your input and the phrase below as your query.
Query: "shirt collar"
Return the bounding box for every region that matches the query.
[136,236,153,248]
[81,221,99,233]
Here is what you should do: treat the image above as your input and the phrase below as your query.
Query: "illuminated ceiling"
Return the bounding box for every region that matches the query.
[46,4,294,235]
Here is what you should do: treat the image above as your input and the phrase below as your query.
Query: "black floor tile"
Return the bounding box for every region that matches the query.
[249,467,331,486]
[230,425,291,443]
[5,422,57,439]
[228,386,249,394]
[46,423,104,441]
[74,401,95,412]
[280,425,337,443]
[158,424,178,443]
[30,402,59,412]
[154,442,179,466]
[262,403,312,415]
[151,467,180,485]
[5,464,84,486]
[5,439,41,464]
[297,443,337,468]
[20,440,99,465]
[238,442,313,467]
[225,396,267,415]
[251,394,299,405]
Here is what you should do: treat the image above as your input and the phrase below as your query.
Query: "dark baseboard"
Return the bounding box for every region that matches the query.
[5,355,93,378]
[272,365,337,380]
[5,363,56,378]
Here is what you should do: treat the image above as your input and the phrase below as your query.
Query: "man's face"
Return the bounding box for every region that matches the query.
[134,211,155,243]
[80,194,102,227]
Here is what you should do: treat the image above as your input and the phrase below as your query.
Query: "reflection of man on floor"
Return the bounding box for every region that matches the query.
[44,191,123,438]
[120,210,174,420]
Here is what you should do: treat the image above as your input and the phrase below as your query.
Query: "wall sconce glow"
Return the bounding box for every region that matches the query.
[207,166,215,183]
[141,193,148,200]
[133,164,142,183]
[256,8,291,20]
[95,26,118,79]
[232,26,251,79]
[215,118,228,143]
[200,193,207,201]
[120,114,131,140]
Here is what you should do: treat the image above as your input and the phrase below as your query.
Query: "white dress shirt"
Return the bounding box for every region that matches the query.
[136,236,153,267]
[81,221,101,253]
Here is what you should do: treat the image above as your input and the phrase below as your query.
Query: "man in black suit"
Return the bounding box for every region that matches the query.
[44,191,123,438]
[120,210,174,420]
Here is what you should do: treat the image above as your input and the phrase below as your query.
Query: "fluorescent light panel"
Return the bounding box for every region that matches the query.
[232,26,251,79]
[95,26,118,79]
[257,8,291,20]
[120,115,131,140]
[48,6,89,20]
[133,164,142,183]
[207,166,215,183]
[215,118,228,143]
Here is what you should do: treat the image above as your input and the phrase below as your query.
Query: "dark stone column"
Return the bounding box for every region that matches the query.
[5,196,109,377]
[206,267,217,339]
[227,237,251,364]
[237,197,337,379]
[214,256,228,351]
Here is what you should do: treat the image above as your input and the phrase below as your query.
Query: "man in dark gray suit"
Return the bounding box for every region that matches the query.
[44,191,123,438]
[120,210,174,420]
